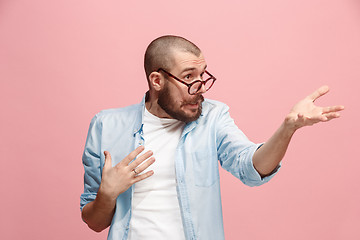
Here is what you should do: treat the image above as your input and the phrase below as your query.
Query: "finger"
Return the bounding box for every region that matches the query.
[121,146,145,166]
[133,170,154,183]
[103,151,112,168]
[311,114,327,122]
[308,85,329,102]
[128,150,153,169]
[132,157,155,174]
[322,105,345,114]
[322,112,341,121]
[299,113,325,123]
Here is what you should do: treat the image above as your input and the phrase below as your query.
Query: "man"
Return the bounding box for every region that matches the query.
[80,35,344,240]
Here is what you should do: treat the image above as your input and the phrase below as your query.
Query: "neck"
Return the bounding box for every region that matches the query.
[145,91,173,119]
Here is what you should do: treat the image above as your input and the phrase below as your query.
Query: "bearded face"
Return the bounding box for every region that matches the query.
[157,82,204,123]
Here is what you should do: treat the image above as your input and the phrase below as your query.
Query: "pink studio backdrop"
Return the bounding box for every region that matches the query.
[1,0,359,239]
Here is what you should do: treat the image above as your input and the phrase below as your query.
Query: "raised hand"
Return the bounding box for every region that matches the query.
[98,146,155,201]
[285,86,345,131]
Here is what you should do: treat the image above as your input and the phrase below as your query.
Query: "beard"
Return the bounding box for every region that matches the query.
[157,84,204,123]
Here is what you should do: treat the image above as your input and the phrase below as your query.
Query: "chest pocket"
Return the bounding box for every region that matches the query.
[192,150,220,187]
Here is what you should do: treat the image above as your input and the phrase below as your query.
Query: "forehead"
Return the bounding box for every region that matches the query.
[170,50,206,72]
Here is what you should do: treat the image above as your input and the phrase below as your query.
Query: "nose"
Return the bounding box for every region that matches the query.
[195,82,207,95]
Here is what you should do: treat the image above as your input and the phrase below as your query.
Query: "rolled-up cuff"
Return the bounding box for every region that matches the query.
[80,193,97,211]
[241,143,281,186]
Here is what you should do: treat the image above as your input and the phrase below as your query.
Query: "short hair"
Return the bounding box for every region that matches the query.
[144,35,202,81]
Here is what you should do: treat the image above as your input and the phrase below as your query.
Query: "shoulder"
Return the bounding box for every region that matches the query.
[97,103,141,116]
[202,99,230,116]
[91,102,142,124]
[195,99,231,126]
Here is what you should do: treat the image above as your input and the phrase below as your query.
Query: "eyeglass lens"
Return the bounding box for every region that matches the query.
[189,72,215,94]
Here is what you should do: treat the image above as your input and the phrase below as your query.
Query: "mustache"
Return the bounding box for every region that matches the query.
[181,95,204,106]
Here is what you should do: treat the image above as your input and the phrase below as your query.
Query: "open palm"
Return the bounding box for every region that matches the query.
[286,86,344,130]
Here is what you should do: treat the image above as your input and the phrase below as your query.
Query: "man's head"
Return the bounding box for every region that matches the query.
[144,35,202,81]
[144,35,208,123]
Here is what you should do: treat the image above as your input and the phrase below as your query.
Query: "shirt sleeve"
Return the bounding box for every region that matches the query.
[216,104,280,187]
[80,114,103,211]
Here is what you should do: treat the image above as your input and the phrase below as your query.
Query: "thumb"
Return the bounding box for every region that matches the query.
[103,151,112,168]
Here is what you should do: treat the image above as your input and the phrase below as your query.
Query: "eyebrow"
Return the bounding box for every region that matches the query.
[180,65,207,74]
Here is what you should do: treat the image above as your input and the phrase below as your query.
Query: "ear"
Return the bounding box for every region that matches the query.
[148,72,164,91]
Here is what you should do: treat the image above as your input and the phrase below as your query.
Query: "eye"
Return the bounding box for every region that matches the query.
[184,74,191,80]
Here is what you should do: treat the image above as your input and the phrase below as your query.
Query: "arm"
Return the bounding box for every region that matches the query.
[215,101,271,187]
[81,189,116,232]
[252,86,344,177]
[82,147,155,232]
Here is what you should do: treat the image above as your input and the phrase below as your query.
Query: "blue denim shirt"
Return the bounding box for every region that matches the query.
[80,95,280,240]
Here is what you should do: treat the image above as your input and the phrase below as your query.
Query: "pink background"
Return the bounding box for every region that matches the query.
[1,0,359,239]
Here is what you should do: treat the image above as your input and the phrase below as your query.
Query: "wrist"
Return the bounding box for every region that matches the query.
[96,186,117,208]
[281,117,297,136]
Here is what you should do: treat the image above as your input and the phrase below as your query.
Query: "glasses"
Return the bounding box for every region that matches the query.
[157,68,216,95]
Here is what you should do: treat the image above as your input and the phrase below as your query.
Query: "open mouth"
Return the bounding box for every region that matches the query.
[181,95,204,109]
[186,103,199,108]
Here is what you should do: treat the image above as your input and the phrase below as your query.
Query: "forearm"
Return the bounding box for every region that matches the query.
[252,120,296,177]
[81,189,116,232]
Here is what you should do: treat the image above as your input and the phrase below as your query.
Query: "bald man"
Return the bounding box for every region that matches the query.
[80,35,344,240]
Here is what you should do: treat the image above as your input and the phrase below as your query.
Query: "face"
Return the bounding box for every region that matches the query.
[157,50,207,123]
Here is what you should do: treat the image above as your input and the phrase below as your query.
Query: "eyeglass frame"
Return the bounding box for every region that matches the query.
[157,68,217,95]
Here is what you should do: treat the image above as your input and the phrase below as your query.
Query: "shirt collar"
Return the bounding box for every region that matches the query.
[132,92,147,136]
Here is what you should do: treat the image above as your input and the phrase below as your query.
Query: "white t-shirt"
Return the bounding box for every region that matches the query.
[128,108,186,240]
